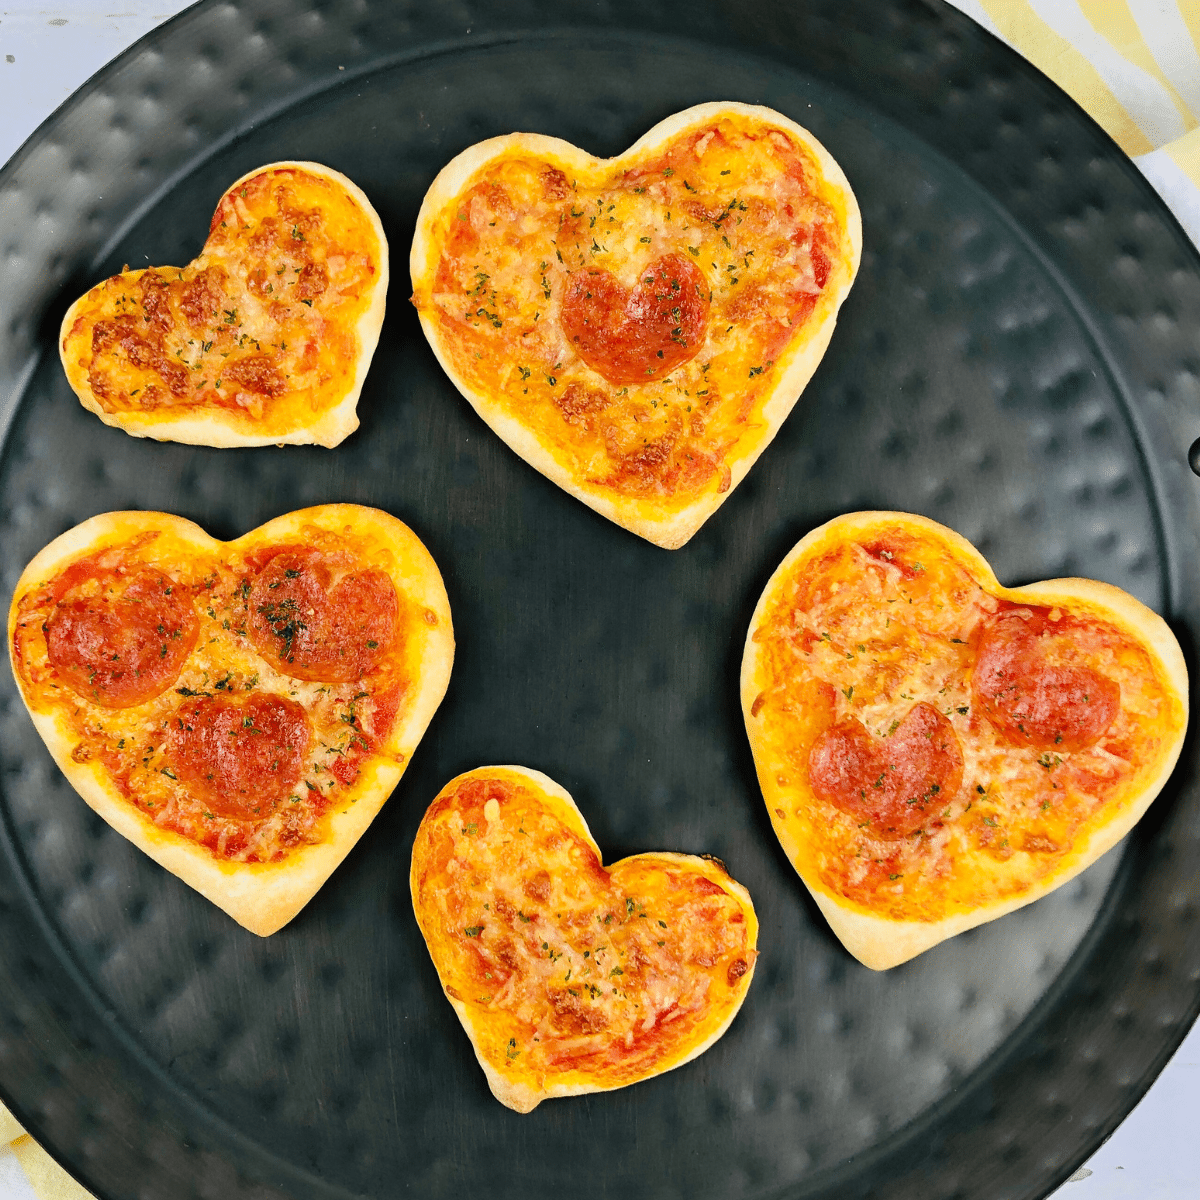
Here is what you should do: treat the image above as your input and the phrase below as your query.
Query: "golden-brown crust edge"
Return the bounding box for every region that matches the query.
[740,510,1189,970]
[8,505,453,937]
[58,161,390,450]
[410,102,862,549]
[410,765,759,1112]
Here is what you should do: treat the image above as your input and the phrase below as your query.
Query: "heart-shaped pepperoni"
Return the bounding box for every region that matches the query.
[972,610,1120,751]
[411,103,861,547]
[808,702,963,839]
[743,511,1188,969]
[560,253,710,385]
[59,162,387,448]
[411,767,758,1112]
[245,546,397,683]
[167,694,311,819]
[44,565,198,708]
[9,506,453,935]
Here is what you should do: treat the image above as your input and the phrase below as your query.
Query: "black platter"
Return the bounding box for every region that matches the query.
[1,1,1199,1198]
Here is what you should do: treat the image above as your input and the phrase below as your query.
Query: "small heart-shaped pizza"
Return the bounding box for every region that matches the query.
[9,505,452,935]
[60,162,388,447]
[741,512,1188,970]
[410,767,758,1111]
[410,102,861,548]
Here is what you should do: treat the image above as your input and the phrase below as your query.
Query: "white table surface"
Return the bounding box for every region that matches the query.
[0,3,1197,1199]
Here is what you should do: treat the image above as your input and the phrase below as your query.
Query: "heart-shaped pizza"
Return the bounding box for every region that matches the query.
[8,505,452,935]
[741,512,1188,970]
[60,162,388,448]
[410,766,758,1111]
[410,102,861,548]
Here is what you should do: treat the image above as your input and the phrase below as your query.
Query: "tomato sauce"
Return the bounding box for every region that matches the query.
[412,772,757,1093]
[749,521,1182,919]
[62,166,383,437]
[417,113,853,502]
[12,525,412,865]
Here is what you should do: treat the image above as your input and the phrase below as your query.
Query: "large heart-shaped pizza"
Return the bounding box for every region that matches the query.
[8,505,452,935]
[740,512,1188,969]
[410,102,861,548]
[410,766,759,1111]
[59,162,388,448]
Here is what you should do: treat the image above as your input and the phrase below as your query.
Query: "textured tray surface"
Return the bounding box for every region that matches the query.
[1,2,1199,1199]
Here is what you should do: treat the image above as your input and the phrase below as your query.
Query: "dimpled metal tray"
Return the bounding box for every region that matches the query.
[1,1,1199,1198]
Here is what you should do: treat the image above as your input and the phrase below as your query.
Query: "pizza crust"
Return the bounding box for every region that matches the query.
[411,102,862,549]
[59,161,389,449]
[410,765,759,1111]
[9,505,453,936]
[741,511,1189,970]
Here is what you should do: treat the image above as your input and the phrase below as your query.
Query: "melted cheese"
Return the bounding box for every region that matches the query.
[411,769,758,1108]
[413,111,857,509]
[11,520,430,863]
[746,519,1186,922]
[60,164,385,444]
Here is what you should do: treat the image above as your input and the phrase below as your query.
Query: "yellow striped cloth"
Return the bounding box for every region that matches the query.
[950,0,1200,247]
[0,1102,92,1200]
[3,3,1199,1199]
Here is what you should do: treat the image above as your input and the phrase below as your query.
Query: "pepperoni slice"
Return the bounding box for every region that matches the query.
[45,567,198,708]
[167,694,311,819]
[245,547,398,683]
[808,703,963,839]
[560,252,710,385]
[972,610,1120,751]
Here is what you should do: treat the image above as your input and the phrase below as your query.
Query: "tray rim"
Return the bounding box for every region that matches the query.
[0,1,1198,1199]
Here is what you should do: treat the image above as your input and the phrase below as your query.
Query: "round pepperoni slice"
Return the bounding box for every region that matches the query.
[245,547,398,683]
[167,693,311,819]
[972,610,1120,751]
[560,252,710,385]
[808,702,964,839]
[45,567,198,708]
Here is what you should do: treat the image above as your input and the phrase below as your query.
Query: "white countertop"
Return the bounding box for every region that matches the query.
[0,3,1197,1199]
